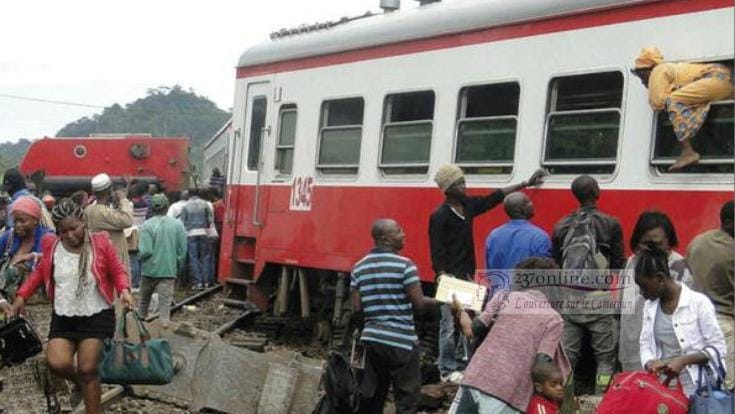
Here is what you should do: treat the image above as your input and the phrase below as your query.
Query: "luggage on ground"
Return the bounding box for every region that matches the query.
[596,371,688,414]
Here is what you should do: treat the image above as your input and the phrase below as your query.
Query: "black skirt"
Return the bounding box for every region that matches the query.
[48,308,115,340]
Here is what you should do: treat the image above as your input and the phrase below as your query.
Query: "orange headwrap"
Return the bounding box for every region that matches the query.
[12,196,41,220]
[634,47,664,69]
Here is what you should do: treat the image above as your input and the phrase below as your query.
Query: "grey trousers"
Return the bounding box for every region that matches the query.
[563,312,616,393]
[138,277,175,321]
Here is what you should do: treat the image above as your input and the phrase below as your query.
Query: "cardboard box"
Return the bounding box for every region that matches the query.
[435,276,486,312]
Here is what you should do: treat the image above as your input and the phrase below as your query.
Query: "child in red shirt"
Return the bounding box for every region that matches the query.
[528,362,564,414]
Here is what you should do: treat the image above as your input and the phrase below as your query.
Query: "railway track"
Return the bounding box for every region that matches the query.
[4,288,449,413]
[1,286,261,414]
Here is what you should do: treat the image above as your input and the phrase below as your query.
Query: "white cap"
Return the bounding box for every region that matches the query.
[91,173,112,192]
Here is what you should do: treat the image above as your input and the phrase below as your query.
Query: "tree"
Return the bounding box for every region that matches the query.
[0,139,31,173]
[56,85,230,172]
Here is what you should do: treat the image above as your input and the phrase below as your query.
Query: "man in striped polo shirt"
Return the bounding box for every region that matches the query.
[352,218,439,414]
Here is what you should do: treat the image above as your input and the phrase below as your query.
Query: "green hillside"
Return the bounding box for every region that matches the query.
[0,139,32,171]
[56,85,231,175]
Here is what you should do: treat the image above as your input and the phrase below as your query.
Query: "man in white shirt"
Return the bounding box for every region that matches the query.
[167,190,189,220]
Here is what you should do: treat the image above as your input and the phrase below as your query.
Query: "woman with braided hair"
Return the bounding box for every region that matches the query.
[12,198,133,414]
[636,243,726,397]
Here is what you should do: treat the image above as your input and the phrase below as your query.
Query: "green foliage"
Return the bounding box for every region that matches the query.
[56,85,230,171]
[0,139,31,168]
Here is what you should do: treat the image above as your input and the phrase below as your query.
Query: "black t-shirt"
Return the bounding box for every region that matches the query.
[428,190,505,280]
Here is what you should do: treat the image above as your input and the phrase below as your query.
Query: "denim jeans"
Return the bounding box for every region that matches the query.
[129,252,141,289]
[438,304,470,376]
[207,237,219,284]
[187,236,211,286]
[449,386,521,414]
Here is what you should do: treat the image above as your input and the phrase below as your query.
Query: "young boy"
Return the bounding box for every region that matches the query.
[528,361,565,414]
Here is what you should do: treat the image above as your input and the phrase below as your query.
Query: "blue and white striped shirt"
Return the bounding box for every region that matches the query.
[351,248,420,351]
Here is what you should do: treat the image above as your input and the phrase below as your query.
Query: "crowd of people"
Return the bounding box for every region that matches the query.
[0,167,225,413]
[335,52,734,414]
[351,164,732,414]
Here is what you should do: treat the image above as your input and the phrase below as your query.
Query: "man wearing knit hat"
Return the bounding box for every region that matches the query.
[85,173,134,278]
[430,164,545,383]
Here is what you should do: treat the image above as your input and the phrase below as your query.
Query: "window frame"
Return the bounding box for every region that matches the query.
[540,69,625,174]
[378,89,436,173]
[649,99,735,172]
[246,95,268,172]
[274,103,298,177]
[453,81,521,172]
[315,96,365,174]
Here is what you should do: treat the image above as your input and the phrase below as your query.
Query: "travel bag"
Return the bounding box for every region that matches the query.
[596,371,689,414]
[0,316,43,366]
[98,310,174,385]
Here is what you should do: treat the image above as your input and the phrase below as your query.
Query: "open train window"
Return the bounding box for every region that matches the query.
[380,90,435,175]
[651,102,734,174]
[651,60,734,174]
[247,97,268,171]
[275,104,297,176]
[542,71,623,175]
[317,97,364,175]
[455,82,519,174]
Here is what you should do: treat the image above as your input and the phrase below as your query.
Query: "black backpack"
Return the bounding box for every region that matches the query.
[561,210,608,271]
[313,352,358,414]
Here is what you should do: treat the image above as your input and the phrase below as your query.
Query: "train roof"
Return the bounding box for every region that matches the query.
[237,0,658,69]
[205,119,232,150]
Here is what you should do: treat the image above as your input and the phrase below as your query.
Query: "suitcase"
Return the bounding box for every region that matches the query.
[596,371,689,414]
[0,317,43,366]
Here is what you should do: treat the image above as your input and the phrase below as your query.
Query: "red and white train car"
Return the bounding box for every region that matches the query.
[218,0,733,310]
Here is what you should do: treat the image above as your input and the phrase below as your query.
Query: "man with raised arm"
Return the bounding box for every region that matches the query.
[429,164,545,383]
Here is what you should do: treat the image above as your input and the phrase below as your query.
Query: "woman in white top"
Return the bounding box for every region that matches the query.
[13,199,133,414]
[636,243,726,396]
[619,211,694,371]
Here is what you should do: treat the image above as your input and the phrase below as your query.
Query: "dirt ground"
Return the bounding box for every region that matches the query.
[2,294,457,413]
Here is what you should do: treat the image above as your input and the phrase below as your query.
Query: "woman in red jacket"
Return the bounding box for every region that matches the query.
[13,198,133,414]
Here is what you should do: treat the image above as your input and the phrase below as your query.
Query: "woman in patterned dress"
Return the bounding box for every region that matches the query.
[632,47,733,170]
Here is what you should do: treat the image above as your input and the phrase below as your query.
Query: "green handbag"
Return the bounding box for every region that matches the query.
[98,310,174,385]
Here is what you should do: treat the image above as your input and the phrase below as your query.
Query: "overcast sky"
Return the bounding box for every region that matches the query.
[0,0,420,143]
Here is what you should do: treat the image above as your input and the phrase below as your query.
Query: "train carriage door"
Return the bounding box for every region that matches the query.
[233,81,271,236]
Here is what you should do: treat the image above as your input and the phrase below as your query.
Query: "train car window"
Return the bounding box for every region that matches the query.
[455,82,519,174]
[543,71,623,174]
[317,97,364,174]
[275,105,297,175]
[247,97,268,171]
[380,90,435,175]
[651,60,734,174]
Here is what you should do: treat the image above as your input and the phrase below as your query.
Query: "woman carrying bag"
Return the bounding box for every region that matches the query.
[11,198,134,414]
[636,243,726,397]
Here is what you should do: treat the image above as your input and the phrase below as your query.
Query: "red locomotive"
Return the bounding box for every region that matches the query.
[20,135,190,193]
